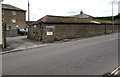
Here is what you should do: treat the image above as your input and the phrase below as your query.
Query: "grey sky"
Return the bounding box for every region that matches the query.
[2,0,120,21]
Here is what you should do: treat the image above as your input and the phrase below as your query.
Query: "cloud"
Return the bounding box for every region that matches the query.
[3,0,119,21]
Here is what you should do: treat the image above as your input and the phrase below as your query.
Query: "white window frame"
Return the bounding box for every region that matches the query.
[11,18,16,23]
[12,11,16,15]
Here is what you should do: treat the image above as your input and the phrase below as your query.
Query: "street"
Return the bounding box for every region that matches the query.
[2,33,119,75]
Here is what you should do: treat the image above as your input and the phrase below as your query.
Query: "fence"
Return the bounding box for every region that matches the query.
[6,29,18,37]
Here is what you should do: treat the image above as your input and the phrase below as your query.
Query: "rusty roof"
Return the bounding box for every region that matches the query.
[2,4,26,12]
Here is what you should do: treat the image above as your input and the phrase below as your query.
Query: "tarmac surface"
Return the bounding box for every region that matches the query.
[2,33,118,75]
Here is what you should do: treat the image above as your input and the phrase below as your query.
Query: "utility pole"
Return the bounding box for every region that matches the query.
[0,1,3,77]
[28,0,30,21]
[0,0,3,50]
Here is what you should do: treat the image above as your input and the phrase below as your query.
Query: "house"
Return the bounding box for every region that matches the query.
[70,11,94,19]
[2,4,26,36]
[28,15,119,43]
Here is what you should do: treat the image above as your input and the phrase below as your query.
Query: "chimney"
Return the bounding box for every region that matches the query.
[80,11,83,14]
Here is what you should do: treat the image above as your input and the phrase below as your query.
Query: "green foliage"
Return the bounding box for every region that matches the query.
[94,16,112,20]
[114,13,120,19]
[95,14,120,21]
[26,21,35,25]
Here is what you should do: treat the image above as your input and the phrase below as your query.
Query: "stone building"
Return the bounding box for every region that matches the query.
[28,15,119,43]
[2,4,26,36]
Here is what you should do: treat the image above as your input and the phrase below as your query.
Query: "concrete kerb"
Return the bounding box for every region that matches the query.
[0,44,50,55]
[0,37,90,55]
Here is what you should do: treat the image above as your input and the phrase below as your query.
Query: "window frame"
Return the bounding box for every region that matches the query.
[11,18,16,23]
[12,11,16,15]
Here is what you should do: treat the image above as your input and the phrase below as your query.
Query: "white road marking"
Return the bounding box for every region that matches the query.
[110,38,118,41]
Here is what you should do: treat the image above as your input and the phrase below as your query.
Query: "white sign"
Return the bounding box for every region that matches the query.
[47,32,53,35]
[46,26,55,28]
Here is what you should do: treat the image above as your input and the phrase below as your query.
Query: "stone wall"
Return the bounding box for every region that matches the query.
[27,24,41,41]
[28,23,119,42]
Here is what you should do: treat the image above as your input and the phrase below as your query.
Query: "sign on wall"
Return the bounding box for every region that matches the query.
[47,32,53,35]
[46,26,55,28]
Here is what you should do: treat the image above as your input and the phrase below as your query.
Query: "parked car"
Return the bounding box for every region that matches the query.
[18,28,28,35]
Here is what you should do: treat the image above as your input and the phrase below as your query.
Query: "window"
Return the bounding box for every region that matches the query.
[2,18,4,22]
[8,25,12,30]
[16,25,19,28]
[11,19,16,23]
[2,10,4,14]
[12,11,16,15]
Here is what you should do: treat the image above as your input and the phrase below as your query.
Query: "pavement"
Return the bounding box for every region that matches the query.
[2,33,118,75]
[1,36,50,54]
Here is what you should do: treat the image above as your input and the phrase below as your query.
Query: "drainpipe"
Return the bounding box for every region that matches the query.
[3,23,6,48]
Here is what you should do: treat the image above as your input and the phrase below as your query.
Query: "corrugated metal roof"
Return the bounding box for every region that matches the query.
[2,4,26,12]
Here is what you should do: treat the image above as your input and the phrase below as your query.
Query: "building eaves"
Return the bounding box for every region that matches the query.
[2,4,26,12]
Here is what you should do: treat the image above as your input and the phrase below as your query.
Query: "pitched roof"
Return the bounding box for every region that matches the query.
[2,4,26,12]
[70,11,94,18]
[32,15,112,25]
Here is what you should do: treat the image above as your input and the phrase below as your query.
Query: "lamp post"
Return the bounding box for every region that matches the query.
[112,1,115,33]
[112,1,120,33]
[118,1,120,14]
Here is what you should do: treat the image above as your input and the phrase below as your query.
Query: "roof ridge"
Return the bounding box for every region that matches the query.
[46,15,84,19]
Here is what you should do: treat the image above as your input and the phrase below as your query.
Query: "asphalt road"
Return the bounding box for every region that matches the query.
[2,33,119,75]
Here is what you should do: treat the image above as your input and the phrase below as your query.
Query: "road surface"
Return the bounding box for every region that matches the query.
[2,33,119,75]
